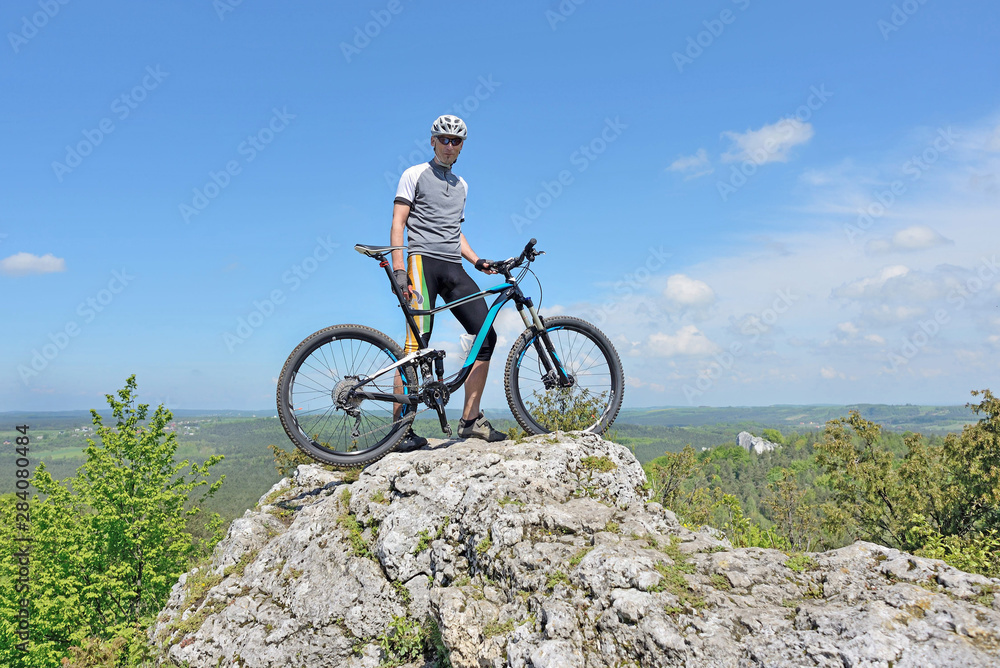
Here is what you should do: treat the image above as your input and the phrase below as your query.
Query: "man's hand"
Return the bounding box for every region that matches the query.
[393,269,412,299]
[475,258,497,275]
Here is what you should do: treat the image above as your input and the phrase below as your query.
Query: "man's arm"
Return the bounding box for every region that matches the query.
[459,233,479,265]
[461,233,497,274]
[390,203,410,271]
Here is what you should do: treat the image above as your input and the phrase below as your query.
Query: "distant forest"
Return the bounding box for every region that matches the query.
[0,401,978,537]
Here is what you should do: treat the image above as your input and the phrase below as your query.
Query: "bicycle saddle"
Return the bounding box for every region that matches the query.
[355,244,406,258]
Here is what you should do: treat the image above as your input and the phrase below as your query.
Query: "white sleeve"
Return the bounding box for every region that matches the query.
[459,176,468,222]
[394,165,420,206]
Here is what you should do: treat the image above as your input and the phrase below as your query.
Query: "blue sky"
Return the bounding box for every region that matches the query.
[2,0,998,411]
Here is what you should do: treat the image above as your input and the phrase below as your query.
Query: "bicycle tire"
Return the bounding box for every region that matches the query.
[504,316,624,435]
[276,324,416,468]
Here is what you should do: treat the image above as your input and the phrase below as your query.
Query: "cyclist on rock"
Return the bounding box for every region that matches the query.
[391,114,505,449]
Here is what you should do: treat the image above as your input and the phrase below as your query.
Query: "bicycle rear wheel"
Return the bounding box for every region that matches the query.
[277,324,416,468]
[505,316,624,435]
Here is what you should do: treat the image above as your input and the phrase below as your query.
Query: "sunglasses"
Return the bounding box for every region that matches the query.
[436,136,463,146]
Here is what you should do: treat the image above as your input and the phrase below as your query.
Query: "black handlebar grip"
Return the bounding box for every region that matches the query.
[529,238,536,246]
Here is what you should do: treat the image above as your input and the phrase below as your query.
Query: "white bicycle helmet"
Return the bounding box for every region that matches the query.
[431,115,467,139]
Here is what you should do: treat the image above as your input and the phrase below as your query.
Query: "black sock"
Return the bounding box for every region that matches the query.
[460,413,482,427]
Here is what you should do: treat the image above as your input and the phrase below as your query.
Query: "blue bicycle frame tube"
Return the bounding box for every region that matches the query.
[460,290,510,369]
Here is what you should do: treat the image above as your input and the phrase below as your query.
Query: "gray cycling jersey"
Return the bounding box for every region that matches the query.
[394,159,467,263]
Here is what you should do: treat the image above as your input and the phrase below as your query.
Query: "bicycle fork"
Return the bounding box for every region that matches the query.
[516,299,573,389]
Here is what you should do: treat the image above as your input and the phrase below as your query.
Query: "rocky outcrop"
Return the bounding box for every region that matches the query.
[152,433,1000,667]
[736,431,780,455]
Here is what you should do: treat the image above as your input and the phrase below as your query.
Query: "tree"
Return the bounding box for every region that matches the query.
[763,469,822,551]
[645,445,698,508]
[816,390,1000,574]
[0,376,224,668]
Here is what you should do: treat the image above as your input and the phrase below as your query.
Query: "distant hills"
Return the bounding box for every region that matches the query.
[616,403,975,434]
[3,403,975,434]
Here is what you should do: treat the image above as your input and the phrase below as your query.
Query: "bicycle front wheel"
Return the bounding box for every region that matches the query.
[504,316,624,435]
[277,324,416,468]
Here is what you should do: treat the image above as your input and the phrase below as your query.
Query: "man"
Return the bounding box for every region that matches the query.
[391,114,505,450]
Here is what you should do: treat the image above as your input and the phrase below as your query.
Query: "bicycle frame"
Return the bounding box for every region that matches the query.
[352,252,570,407]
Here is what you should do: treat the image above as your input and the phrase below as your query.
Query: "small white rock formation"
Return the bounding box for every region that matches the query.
[737,431,780,455]
[152,433,1000,667]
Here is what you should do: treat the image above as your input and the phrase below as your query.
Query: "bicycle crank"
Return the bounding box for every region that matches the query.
[422,381,452,436]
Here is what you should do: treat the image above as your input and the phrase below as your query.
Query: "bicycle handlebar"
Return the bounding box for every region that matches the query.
[494,238,540,277]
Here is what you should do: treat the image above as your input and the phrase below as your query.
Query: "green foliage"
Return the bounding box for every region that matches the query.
[60,625,160,668]
[268,442,314,477]
[525,388,609,432]
[424,617,451,668]
[764,469,822,551]
[475,536,492,555]
[761,428,783,444]
[568,546,593,567]
[0,376,224,668]
[645,445,698,508]
[714,493,790,549]
[377,615,425,667]
[818,391,1000,551]
[580,455,616,473]
[338,512,371,559]
[416,520,448,553]
[909,520,1000,578]
[545,570,571,590]
[815,390,1000,576]
[784,554,816,573]
[482,618,515,638]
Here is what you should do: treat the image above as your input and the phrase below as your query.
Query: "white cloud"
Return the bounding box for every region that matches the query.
[865,334,886,345]
[663,274,715,307]
[0,252,66,276]
[646,325,719,357]
[820,366,845,379]
[721,118,814,165]
[628,376,666,392]
[866,225,953,254]
[834,265,910,299]
[865,304,925,324]
[837,321,859,335]
[668,148,713,179]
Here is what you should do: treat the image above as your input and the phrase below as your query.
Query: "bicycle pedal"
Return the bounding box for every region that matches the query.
[442,425,452,437]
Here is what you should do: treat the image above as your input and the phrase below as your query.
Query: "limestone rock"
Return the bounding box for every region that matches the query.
[736,430,780,454]
[152,431,1000,667]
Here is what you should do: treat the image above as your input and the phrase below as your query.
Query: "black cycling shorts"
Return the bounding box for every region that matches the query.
[404,254,497,361]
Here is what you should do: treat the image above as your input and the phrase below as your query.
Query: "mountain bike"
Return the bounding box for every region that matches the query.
[276,238,624,468]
